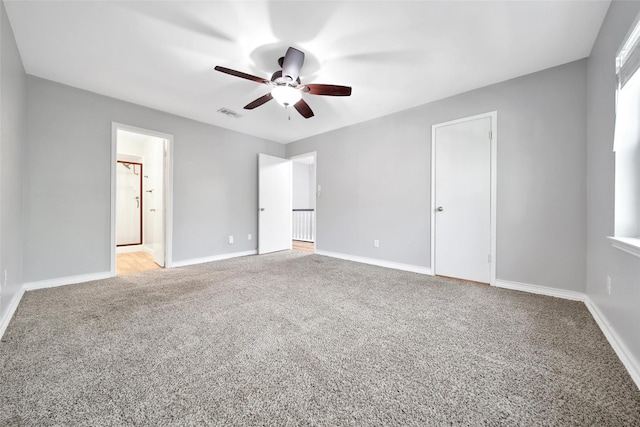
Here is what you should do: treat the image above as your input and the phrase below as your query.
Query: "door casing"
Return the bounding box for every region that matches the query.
[430,111,497,285]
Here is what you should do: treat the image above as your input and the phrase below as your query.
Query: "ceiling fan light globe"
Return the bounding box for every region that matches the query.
[271,86,302,107]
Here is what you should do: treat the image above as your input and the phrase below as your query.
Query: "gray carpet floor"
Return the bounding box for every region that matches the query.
[1,251,639,426]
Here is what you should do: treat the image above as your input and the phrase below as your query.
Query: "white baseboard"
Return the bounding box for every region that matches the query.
[314,250,432,275]
[584,296,640,390]
[494,279,639,390]
[4,257,639,391]
[171,250,258,268]
[493,279,586,301]
[0,286,26,340]
[116,245,143,254]
[23,271,112,291]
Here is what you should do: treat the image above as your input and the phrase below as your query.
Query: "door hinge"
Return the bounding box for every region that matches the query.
[488,131,493,140]
[488,254,492,263]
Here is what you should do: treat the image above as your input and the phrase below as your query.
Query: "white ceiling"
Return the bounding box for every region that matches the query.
[5,1,610,144]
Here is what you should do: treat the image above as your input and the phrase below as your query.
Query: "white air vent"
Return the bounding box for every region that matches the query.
[217,108,241,118]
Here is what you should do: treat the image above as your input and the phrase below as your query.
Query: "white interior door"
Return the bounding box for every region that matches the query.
[259,153,292,254]
[433,116,492,283]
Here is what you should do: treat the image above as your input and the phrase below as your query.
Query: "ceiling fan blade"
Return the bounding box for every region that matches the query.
[294,99,314,119]
[304,84,352,96]
[281,47,305,82]
[244,93,273,110]
[214,66,269,84]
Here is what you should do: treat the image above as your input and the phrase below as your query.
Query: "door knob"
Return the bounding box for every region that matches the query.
[436,206,444,212]
[260,208,265,212]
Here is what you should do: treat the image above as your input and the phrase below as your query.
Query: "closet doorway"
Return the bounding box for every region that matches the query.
[116,159,143,246]
[111,123,174,276]
[431,112,497,285]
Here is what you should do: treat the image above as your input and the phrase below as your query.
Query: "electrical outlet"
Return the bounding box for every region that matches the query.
[374,239,380,248]
[228,235,234,245]
[248,234,252,241]
[606,276,612,295]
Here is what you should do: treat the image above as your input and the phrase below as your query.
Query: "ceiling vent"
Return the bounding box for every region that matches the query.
[217,108,241,118]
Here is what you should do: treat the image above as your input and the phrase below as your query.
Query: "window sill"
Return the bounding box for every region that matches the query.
[608,236,640,259]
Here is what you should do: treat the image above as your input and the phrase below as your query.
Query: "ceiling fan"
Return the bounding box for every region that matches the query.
[214,47,351,119]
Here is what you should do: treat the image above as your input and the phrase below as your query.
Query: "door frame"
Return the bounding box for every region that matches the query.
[430,111,497,285]
[110,122,174,275]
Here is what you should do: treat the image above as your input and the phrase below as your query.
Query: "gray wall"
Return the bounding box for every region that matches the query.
[586,0,640,368]
[0,3,26,317]
[287,59,587,292]
[24,77,283,282]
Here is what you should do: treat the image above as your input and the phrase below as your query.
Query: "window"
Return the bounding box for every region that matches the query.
[612,13,640,257]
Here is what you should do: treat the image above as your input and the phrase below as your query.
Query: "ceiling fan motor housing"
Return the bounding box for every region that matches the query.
[271,70,300,85]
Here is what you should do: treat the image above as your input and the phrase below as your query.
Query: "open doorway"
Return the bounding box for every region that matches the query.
[290,152,316,254]
[111,123,173,276]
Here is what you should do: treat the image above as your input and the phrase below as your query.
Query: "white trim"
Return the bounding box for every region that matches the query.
[608,236,640,258]
[490,114,497,286]
[0,286,25,340]
[585,296,640,390]
[288,151,317,163]
[111,124,117,276]
[111,123,174,274]
[493,279,585,301]
[117,153,143,163]
[116,245,144,254]
[164,135,174,268]
[314,250,432,275]
[115,245,154,255]
[23,271,112,291]
[430,111,498,285]
[170,250,258,268]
